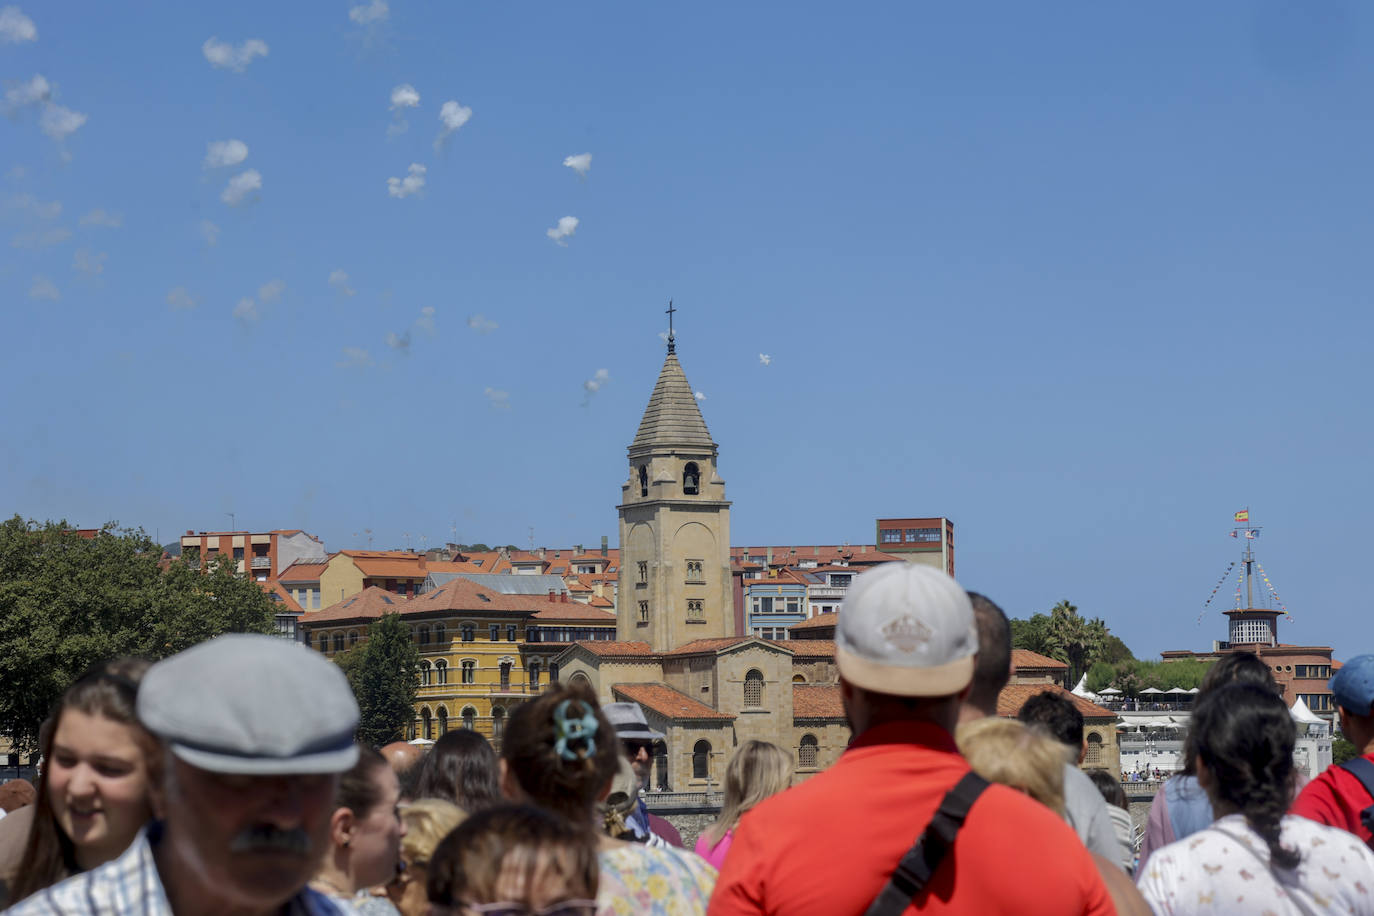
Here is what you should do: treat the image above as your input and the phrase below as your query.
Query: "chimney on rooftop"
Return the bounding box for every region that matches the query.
[766,547,773,566]
[575,544,582,555]
[601,536,608,557]
[548,589,556,602]
[185,530,193,536]
[561,592,568,603]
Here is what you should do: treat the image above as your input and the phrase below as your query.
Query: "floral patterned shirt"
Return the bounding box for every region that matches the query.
[596,842,716,916]
[1136,813,1374,915]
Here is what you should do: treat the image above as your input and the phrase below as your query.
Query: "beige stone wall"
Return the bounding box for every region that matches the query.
[662,655,718,707]
[788,657,837,685]
[1084,720,1121,779]
[556,654,663,706]
[714,646,793,749]
[664,720,734,790]
[791,721,850,781]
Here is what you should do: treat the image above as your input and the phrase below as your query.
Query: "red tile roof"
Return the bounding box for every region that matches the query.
[612,683,733,721]
[403,578,535,616]
[793,685,845,718]
[261,581,302,613]
[570,640,655,658]
[996,684,1116,720]
[301,586,406,625]
[278,561,329,583]
[1011,649,1067,670]
[776,639,835,658]
[663,637,753,656]
[587,596,615,608]
[789,615,837,632]
[531,603,616,622]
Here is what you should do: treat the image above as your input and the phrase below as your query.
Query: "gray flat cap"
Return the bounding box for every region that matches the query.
[602,701,664,742]
[138,633,360,775]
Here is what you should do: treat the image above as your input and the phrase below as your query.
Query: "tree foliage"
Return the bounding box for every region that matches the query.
[342,612,419,748]
[1010,599,1121,686]
[1334,736,1359,766]
[0,516,277,753]
[1085,657,1213,694]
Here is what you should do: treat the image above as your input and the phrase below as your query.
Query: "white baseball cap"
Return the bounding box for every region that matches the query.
[835,562,978,697]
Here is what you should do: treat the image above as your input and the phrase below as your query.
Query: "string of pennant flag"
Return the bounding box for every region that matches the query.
[1197,561,1236,625]
[1256,561,1292,620]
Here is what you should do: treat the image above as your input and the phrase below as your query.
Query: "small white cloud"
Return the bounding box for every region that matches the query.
[203,37,269,72]
[28,274,57,301]
[328,269,355,296]
[221,169,262,206]
[416,305,436,335]
[546,215,578,246]
[583,368,609,394]
[484,387,511,409]
[563,152,592,178]
[434,100,471,150]
[390,84,420,110]
[39,104,85,142]
[337,347,373,369]
[10,193,59,220]
[387,162,425,198]
[72,247,105,275]
[349,0,388,25]
[257,279,285,303]
[204,139,248,169]
[199,219,220,246]
[466,314,498,334]
[79,208,122,228]
[167,286,197,310]
[11,226,69,248]
[0,6,37,43]
[694,391,706,401]
[232,297,259,322]
[4,74,49,109]
[758,353,772,366]
[385,330,411,352]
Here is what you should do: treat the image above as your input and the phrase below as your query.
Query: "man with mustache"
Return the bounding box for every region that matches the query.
[8,634,362,916]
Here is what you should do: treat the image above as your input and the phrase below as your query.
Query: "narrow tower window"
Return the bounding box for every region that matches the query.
[683,462,699,495]
[639,465,648,497]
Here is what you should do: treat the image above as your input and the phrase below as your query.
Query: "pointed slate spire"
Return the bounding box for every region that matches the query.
[630,352,714,454]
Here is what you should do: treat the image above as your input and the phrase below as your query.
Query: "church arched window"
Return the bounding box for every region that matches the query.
[744,669,764,708]
[1085,732,1103,766]
[437,706,448,735]
[693,740,711,780]
[799,734,819,769]
[639,465,648,497]
[683,462,699,495]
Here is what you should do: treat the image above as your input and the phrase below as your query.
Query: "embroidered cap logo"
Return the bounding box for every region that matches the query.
[881,614,932,654]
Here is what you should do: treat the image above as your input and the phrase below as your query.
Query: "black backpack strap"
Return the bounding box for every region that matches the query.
[862,772,990,916]
[1338,757,1374,841]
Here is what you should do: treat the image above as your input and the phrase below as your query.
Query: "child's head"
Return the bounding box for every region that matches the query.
[427,803,598,916]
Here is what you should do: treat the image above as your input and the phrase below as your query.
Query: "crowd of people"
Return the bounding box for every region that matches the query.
[0,561,1372,915]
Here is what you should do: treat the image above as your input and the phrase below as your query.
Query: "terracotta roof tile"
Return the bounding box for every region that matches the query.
[278,561,329,584]
[403,578,536,616]
[571,640,656,657]
[531,603,616,622]
[774,639,834,658]
[301,586,406,625]
[662,637,752,657]
[1011,649,1067,670]
[996,684,1116,720]
[261,581,302,613]
[612,683,733,721]
[788,615,838,632]
[793,685,845,718]
[587,596,614,608]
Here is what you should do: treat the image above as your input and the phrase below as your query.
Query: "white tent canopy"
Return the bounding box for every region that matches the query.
[1166,687,1192,694]
[1290,697,1326,726]
[1138,687,1164,695]
[1098,687,1123,695]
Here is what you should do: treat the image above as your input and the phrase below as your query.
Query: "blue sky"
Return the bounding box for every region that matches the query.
[4,2,1371,661]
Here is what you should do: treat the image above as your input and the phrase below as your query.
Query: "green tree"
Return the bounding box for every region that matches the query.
[1334,736,1359,766]
[343,613,419,747]
[1009,614,1056,657]
[1045,600,1108,687]
[0,516,276,753]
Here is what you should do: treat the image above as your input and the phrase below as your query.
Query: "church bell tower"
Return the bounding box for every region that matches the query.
[617,307,735,651]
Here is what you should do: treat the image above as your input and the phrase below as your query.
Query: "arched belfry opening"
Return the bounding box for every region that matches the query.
[683,462,699,495]
[639,465,648,497]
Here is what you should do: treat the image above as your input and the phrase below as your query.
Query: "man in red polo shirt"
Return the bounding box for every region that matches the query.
[708,563,1114,916]
[1292,654,1374,844]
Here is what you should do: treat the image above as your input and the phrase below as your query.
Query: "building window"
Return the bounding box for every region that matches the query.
[332,633,344,653]
[692,740,711,780]
[421,708,432,740]
[638,601,649,624]
[419,626,431,646]
[490,624,500,641]
[639,465,648,497]
[461,624,475,642]
[906,528,941,543]
[317,633,328,653]
[499,662,512,690]
[1085,733,1103,766]
[793,673,806,683]
[312,589,321,610]
[437,706,448,735]
[638,561,648,584]
[507,624,517,641]
[682,462,700,495]
[744,669,764,708]
[461,660,476,684]
[799,734,819,768]
[687,599,703,620]
[686,560,703,581]
[419,661,432,686]
[549,662,559,682]
[434,623,446,645]
[529,661,541,689]
[786,598,799,614]
[347,629,359,648]
[881,529,901,544]
[435,660,448,685]
[492,707,506,743]
[462,706,476,730]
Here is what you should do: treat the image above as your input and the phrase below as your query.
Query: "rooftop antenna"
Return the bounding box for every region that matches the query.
[665,300,676,355]
[528,526,535,550]
[403,532,411,550]
[226,512,236,532]
[364,528,373,548]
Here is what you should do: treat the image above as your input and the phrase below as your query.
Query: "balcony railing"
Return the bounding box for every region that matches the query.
[251,557,271,569]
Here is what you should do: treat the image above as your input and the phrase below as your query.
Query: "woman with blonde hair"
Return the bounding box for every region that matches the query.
[955,717,1066,815]
[385,798,465,916]
[694,740,791,869]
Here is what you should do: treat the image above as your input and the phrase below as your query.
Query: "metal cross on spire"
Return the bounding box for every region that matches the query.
[665,300,676,354]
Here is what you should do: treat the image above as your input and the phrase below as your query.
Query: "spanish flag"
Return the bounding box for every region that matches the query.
[1234,510,1249,522]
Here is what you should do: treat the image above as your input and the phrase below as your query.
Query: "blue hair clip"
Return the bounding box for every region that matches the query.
[553,699,599,761]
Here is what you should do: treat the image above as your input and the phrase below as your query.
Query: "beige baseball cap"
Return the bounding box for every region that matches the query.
[835,562,978,697]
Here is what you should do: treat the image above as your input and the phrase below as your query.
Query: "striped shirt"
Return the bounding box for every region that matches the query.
[5,823,355,916]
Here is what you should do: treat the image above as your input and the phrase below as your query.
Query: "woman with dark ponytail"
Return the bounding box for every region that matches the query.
[1137,683,1374,914]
